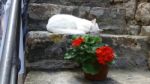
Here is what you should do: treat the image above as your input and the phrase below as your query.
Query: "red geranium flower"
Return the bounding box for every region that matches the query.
[96,46,115,65]
[72,37,84,47]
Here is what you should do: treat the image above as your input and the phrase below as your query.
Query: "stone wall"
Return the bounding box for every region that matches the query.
[27,0,150,70]
[28,0,150,36]
[28,4,126,34]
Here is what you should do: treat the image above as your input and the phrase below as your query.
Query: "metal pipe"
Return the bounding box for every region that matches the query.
[10,64,18,84]
[0,0,20,84]
[10,50,18,84]
[10,0,21,83]
[10,39,20,84]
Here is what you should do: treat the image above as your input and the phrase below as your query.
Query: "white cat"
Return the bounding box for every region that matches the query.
[46,14,102,34]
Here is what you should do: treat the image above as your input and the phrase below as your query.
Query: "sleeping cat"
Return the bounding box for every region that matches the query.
[46,14,102,34]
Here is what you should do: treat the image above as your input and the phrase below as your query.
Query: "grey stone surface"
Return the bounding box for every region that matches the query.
[28,4,62,20]
[126,20,138,25]
[127,25,141,35]
[26,31,68,62]
[100,34,149,69]
[25,70,150,84]
[29,0,112,7]
[28,3,126,20]
[90,7,126,34]
[28,0,150,35]
[124,0,137,20]
[28,3,126,34]
[26,31,149,70]
[135,2,150,25]
[26,60,79,70]
[148,51,150,69]
[113,0,123,3]
[140,26,150,36]
[138,0,149,2]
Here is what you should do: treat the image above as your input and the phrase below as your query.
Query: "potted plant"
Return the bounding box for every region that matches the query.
[64,35,116,80]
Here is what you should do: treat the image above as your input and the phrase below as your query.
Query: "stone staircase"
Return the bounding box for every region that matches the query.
[24,0,150,84]
[28,2,126,34]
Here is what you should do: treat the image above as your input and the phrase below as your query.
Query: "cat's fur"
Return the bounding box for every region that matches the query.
[46,14,102,34]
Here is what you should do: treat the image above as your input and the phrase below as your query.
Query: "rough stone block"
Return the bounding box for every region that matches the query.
[28,4,62,20]
[140,26,150,36]
[26,31,149,70]
[90,7,126,33]
[126,20,138,25]
[127,25,141,35]
[78,6,90,17]
[61,6,78,16]
[124,0,137,20]
[135,2,150,25]
[28,19,48,31]
[100,34,149,69]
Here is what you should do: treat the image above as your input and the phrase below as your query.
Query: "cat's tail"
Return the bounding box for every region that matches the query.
[47,28,86,35]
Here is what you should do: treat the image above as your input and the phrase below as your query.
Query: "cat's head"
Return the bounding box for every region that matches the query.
[91,19,103,32]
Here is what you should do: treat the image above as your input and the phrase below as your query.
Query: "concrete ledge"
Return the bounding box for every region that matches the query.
[25,70,150,84]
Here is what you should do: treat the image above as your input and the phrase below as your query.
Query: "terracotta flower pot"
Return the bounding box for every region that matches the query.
[84,64,108,80]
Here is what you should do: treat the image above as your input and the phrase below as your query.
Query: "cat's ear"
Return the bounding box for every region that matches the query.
[91,19,96,24]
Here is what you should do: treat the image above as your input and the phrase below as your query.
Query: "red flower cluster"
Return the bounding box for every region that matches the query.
[96,46,115,65]
[72,37,84,47]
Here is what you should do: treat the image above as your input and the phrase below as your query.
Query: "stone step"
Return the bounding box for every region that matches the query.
[140,26,150,36]
[28,3,127,34]
[26,60,79,70]
[25,31,150,70]
[29,0,113,7]
[25,70,150,84]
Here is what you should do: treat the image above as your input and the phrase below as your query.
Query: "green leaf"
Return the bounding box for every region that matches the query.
[91,36,101,43]
[64,53,75,59]
[96,43,106,47]
[95,36,102,42]
[71,35,78,39]
[82,35,89,42]
[92,46,97,51]
[82,63,99,75]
